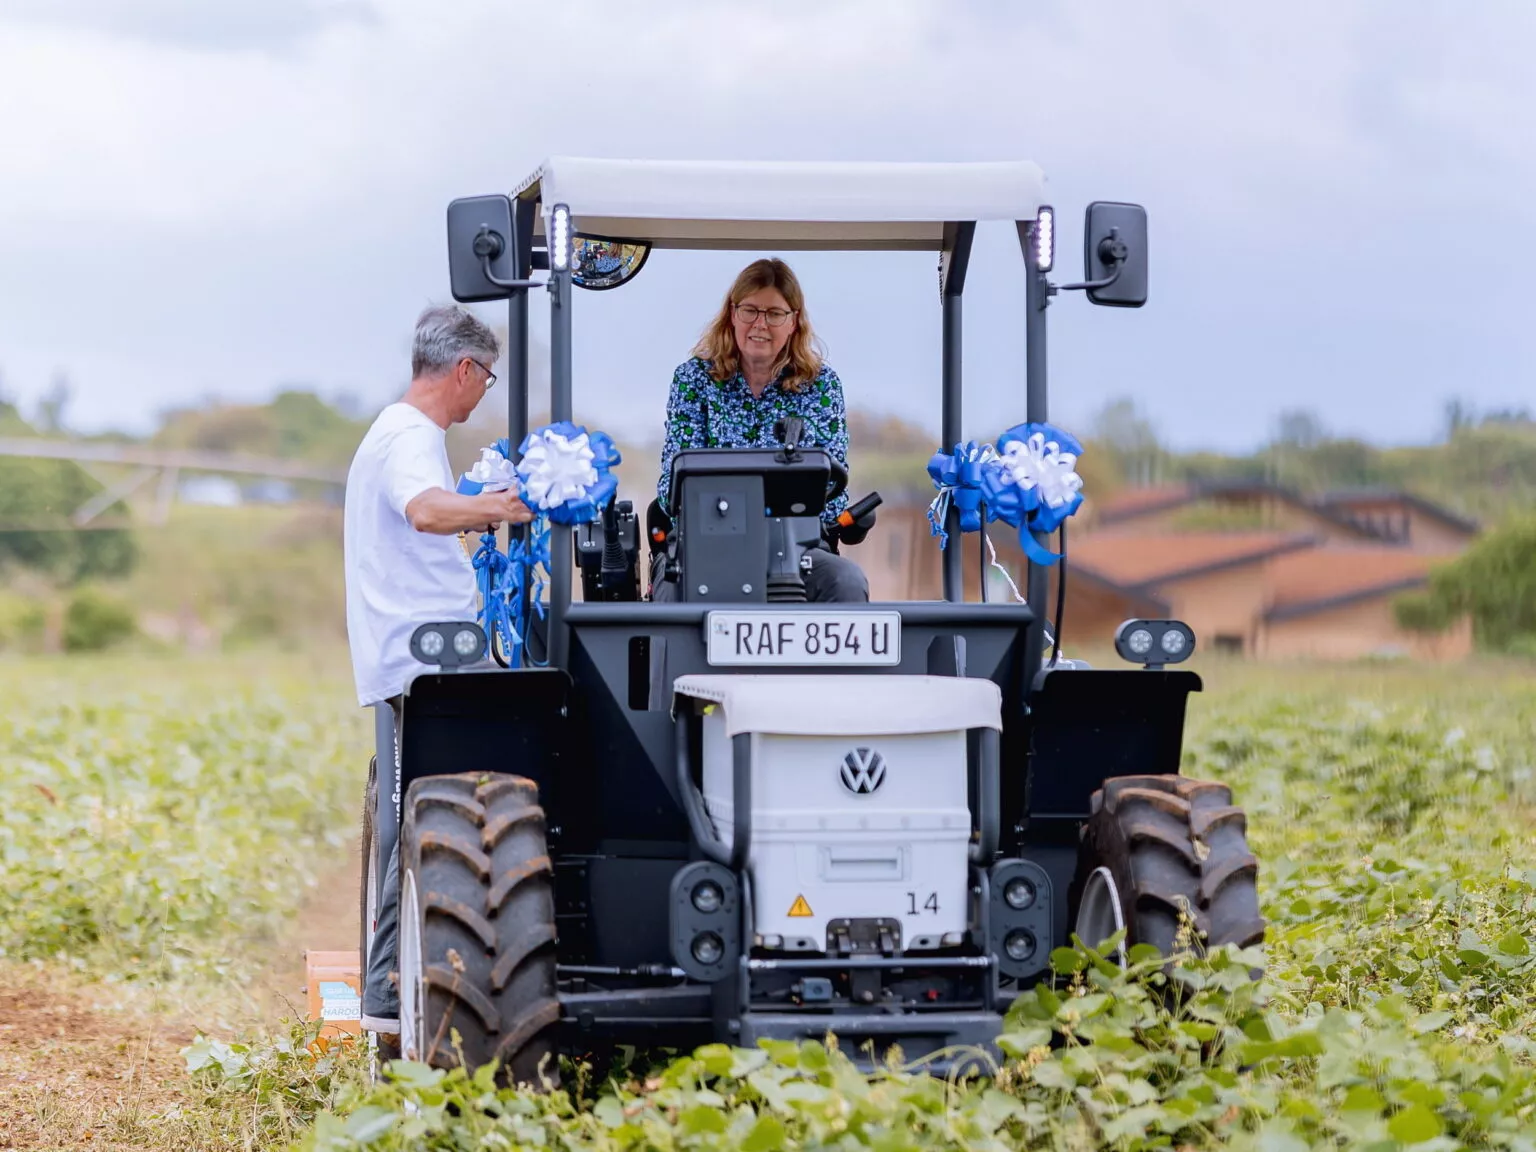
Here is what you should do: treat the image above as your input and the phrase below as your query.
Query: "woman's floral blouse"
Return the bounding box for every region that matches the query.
[656,356,851,525]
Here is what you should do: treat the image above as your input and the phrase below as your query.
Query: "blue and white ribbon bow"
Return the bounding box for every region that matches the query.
[515,421,620,525]
[923,421,1086,570]
[454,422,620,666]
[984,422,1084,565]
[926,440,996,548]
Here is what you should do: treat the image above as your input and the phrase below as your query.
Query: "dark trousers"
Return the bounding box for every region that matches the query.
[651,542,869,602]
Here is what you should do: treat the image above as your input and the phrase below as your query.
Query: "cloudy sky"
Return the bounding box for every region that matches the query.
[1,0,1531,454]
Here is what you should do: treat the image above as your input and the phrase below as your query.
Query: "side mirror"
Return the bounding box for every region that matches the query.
[447,194,517,302]
[1083,201,1148,308]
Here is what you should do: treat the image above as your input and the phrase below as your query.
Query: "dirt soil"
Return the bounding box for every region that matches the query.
[0,968,197,1151]
[0,836,362,1151]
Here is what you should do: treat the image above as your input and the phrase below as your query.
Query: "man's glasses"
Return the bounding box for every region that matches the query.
[467,358,498,390]
[734,304,795,327]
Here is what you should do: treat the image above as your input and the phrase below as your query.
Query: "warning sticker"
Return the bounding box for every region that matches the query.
[787,895,814,918]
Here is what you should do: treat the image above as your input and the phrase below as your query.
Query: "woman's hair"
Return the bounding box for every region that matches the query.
[692,258,825,392]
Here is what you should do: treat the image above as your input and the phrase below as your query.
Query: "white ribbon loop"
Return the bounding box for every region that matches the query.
[519,428,599,511]
[466,446,517,492]
[997,432,1083,511]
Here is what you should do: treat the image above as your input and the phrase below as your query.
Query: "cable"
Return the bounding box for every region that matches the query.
[1049,522,1068,666]
[978,520,989,603]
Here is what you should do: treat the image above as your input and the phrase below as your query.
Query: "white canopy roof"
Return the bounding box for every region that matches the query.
[513,157,1047,251]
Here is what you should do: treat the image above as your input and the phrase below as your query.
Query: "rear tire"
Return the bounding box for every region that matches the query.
[398,772,560,1089]
[1069,775,1266,962]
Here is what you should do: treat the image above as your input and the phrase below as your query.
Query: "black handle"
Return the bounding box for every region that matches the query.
[840,491,883,524]
[774,416,805,451]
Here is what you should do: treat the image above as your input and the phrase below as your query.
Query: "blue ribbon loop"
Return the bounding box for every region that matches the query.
[926,440,992,548]
[454,423,619,666]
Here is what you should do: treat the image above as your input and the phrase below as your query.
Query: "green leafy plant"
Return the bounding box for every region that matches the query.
[61,585,138,651]
[0,653,368,989]
[178,1018,372,1148]
[270,663,1536,1151]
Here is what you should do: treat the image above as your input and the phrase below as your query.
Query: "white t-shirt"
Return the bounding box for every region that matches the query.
[344,402,479,707]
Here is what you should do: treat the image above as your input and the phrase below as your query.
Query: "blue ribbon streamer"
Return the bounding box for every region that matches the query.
[454,424,620,666]
[464,516,554,668]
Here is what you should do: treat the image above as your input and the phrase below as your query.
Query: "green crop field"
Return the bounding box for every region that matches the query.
[3,652,1534,1150]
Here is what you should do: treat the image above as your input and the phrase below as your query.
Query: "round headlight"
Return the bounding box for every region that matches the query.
[691,881,724,914]
[1160,629,1187,655]
[1004,929,1037,964]
[419,630,445,658]
[453,628,482,658]
[1127,628,1154,656]
[691,932,724,966]
[1004,877,1037,911]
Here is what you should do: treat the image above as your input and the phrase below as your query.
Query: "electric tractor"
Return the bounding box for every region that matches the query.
[357,158,1266,1087]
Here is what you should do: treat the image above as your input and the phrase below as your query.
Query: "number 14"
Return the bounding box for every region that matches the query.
[906,891,939,915]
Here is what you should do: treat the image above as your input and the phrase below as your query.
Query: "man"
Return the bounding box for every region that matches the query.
[344,303,533,1041]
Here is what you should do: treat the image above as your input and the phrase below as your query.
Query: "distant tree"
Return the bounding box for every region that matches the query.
[35,373,71,435]
[1443,397,1477,441]
[1264,408,1330,489]
[151,389,369,465]
[0,456,138,583]
[1480,406,1534,427]
[1091,398,1163,486]
[1271,408,1327,451]
[1298,438,1380,490]
[1395,510,1536,652]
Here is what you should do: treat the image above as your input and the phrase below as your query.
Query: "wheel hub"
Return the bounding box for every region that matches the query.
[398,870,425,1062]
[1076,866,1129,967]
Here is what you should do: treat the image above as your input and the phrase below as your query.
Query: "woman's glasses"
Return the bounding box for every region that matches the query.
[734,304,795,327]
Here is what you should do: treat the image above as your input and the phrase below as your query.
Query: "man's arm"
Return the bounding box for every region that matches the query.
[405,487,532,535]
[381,425,532,535]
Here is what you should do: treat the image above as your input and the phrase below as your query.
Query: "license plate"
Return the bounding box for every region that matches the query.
[706,611,901,666]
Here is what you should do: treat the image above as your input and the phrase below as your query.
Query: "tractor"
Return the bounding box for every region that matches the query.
[357,157,1265,1087]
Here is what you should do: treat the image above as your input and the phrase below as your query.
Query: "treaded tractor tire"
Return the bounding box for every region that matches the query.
[399,772,560,1089]
[1069,775,1266,961]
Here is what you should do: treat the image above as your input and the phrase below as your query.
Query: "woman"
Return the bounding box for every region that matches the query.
[654,258,868,602]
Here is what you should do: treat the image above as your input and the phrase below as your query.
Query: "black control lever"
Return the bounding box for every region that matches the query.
[832,490,882,546]
[773,416,805,462]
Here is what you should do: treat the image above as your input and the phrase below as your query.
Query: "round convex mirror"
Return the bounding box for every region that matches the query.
[571,235,651,290]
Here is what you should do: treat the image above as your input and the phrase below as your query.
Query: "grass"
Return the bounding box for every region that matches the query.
[0,648,375,1149]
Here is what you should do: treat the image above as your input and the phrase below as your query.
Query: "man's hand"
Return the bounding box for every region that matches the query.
[406,485,534,535]
[476,488,534,531]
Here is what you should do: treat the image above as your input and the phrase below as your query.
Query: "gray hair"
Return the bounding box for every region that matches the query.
[410,304,501,378]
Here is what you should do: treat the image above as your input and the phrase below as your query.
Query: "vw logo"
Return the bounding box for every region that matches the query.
[839,747,886,795]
